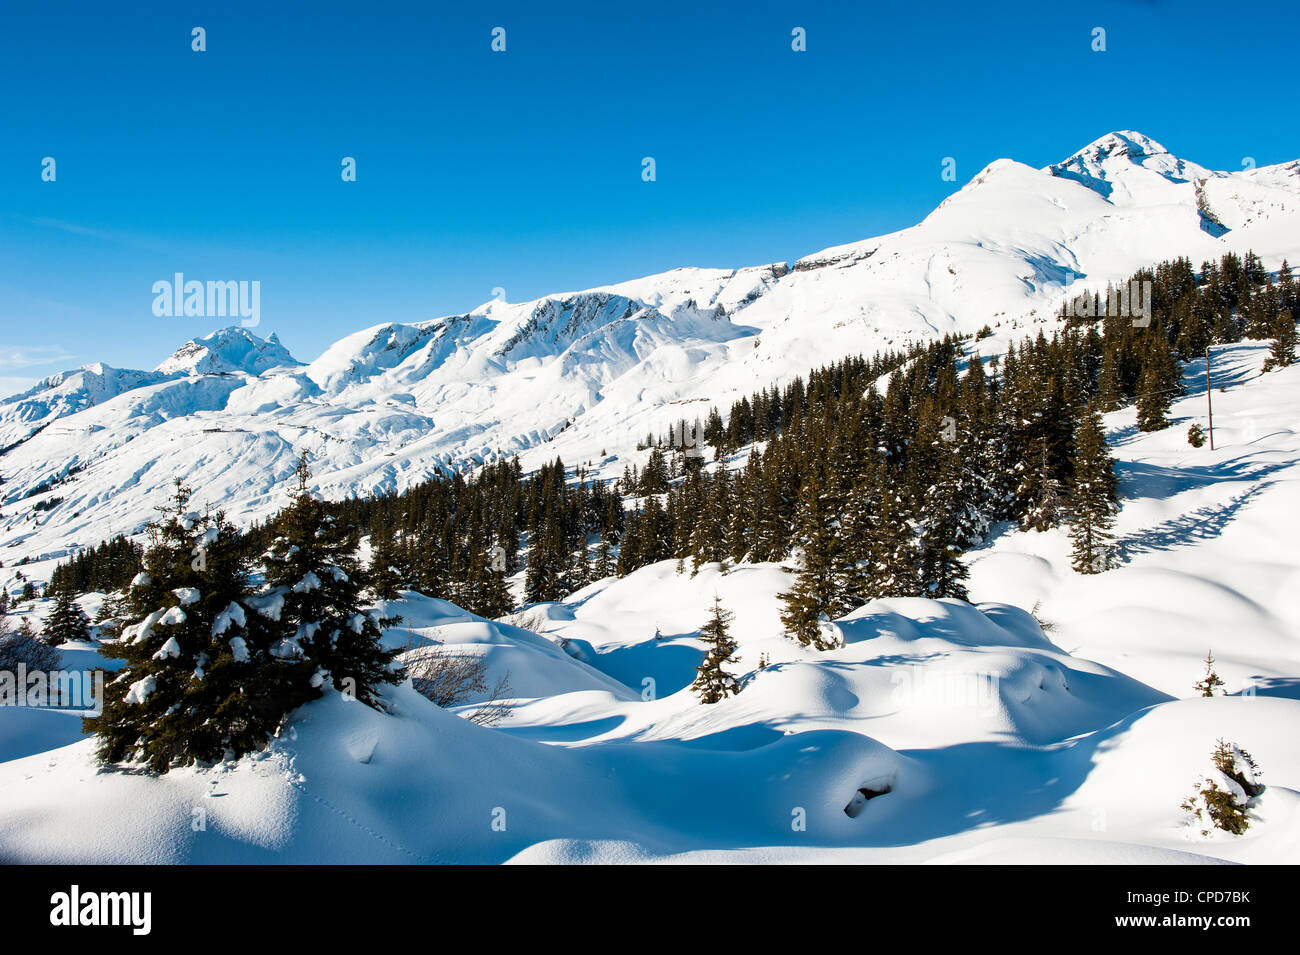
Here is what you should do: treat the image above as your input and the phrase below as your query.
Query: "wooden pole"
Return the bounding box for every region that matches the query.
[1205,344,1215,450]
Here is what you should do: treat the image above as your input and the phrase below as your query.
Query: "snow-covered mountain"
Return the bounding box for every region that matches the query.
[3,131,1299,564]
[153,327,300,377]
[0,327,301,451]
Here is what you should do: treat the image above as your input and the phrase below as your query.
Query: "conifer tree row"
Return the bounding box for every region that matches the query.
[51,251,1288,655]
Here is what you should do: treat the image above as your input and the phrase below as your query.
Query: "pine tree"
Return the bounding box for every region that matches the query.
[1135,357,1173,432]
[1097,348,1123,412]
[1182,739,1263,836]
[691,595,740,703]
[1017,438,1066,532]
[1194,650,1225,697]
[592,530,616,581]
[860,473,923,600]
[469,539,515,618]
[1262,311,1297,372]
[44,589,91,646]
[367,515,403,600]
[1067,407,1119,574]
[261,453,402,710]
[777,470,852,649]
[916,436,978,600]
[85,481,307,773]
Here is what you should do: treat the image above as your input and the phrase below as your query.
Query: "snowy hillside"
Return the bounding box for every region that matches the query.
[2,339,1298,863]
[3,131,1299,571]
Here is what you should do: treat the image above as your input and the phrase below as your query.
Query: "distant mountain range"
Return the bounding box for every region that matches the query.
[3,131,1298,564]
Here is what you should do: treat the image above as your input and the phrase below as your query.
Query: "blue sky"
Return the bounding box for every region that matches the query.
[2,0,1297,393]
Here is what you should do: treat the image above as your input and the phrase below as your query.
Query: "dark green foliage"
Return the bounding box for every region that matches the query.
[84,481,311,773]
[1262,311,1296,372]
[1068,407,1119,574]
[1182,739,1263,836]
[262,453,402,711]
[1017,438,1067,532]
[1135,362,1173,431]
[366,515,404,600]
[691,595,740,703]
[778,468,854,649]
[49,536,144,597]
[43,589,91,646]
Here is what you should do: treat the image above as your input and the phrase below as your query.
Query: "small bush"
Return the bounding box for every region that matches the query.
[0,620,62,674]
[503,608,548,634]
[1182,739,1264,836]
[402,646,513,726]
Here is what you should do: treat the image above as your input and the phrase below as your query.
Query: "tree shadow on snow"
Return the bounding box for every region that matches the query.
[1114,481,1273,562]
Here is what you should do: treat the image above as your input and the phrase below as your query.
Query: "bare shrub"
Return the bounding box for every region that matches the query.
[0,616,62,673]
[503,609,549,634]
[1029,600,1058,634]
[402,646,513,726]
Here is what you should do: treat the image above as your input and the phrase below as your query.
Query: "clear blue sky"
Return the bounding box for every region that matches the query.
[2,0,1297,393]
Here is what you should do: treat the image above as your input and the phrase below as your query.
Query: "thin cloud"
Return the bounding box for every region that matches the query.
[0,376,40,400]
[26,217,176,254]
[0,345,78,370]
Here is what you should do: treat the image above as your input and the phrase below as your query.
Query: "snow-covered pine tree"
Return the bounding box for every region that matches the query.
[861,473,924,600]
[915,418,986,599]
[1067,406,1119,574]
[259,453,401,710]
[778,468,853,649]
[690,470,732,573]
[1017,437,1066,532]
[592,528,616,580]
[85,480,307,773]
[1182,739,1264,836]
[524,514,568,602]
[43,589,91,646]
[691,595,740,704]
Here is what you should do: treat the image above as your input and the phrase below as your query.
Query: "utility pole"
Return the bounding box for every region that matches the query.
[1205,344,1215,450]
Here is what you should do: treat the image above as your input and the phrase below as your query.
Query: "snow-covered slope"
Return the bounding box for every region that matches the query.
[2,341,1299,863]
[4,131,1300,573]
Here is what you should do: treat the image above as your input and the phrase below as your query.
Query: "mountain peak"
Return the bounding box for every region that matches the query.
[155,326,300,376]
[1062,130,1170,166]
[1045,130,1207,201]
